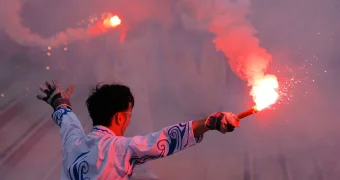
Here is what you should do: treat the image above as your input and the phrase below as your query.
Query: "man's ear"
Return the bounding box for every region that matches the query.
[113,113,119,126]
[113,113,124,126]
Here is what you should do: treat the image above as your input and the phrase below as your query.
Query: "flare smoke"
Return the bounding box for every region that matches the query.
[0,0,278,104]
[0,0,99,48]
[182,0,278,103]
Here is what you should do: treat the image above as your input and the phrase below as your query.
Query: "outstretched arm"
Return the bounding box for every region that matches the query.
[114,120,203,177]
[114,112,239,177]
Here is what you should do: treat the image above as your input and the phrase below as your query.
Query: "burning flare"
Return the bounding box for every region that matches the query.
[237,75,279,119]
[250,75,279,111]
[103,15,122,28]
[86,14,124,43]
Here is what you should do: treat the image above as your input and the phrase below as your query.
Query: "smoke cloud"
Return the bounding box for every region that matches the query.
[0,0,121,48]
[183,0,272,78]
[179,0,278,108]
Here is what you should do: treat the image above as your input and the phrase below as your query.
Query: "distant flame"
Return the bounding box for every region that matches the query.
[250,75,279,111]
[103,15,121,28]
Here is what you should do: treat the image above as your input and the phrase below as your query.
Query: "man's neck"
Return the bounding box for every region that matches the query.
[108,126,123,136]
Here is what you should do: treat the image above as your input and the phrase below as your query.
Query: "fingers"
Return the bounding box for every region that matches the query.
[232,114,240,127]
[36,94,48,101]
[45,81,54,91]
[40,86,49,94]
[221,112,239,127]
[52,80,61,88]
[37,94,44,100]
[220,123,235,133]
[65,84,75,95]
[226,123,235,132]
[219,113,240,134]
[230,119,240,127]
[234,114,240,121]
[228,114,240,127]
[38,80,74,103]
[38,80,55,102]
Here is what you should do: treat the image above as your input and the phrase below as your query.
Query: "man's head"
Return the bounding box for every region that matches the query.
[86,83,134,136]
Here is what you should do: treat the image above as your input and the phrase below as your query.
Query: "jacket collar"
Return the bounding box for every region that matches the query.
[91,125,115,136]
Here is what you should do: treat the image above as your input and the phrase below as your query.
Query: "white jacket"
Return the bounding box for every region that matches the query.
[52,108,204,180]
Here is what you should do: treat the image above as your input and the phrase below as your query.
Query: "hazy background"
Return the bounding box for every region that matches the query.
[0,0,339,179]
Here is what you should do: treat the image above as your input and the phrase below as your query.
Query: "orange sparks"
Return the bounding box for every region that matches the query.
[250,75,279,111]
[103,15,121,28]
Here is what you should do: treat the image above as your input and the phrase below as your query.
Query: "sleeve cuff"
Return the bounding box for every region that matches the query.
[51,108,72,127]
[188,120,204,147]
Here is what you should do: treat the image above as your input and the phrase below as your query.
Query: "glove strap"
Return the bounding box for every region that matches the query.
[52,98,72,111]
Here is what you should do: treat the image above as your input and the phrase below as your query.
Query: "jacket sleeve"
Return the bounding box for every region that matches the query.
[114,120,204,176]
[52,108,85,151]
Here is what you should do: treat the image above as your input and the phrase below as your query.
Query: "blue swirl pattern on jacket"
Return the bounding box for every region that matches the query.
[68,151,90,180]
[52,108,72,127]
[128,122,192,177]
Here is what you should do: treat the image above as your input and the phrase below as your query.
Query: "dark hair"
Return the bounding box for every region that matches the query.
[86,83,134,127]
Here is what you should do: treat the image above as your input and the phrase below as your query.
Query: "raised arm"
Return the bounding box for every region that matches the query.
[52,107,85,151]
[37,80,84,151]
[114,112,240,177]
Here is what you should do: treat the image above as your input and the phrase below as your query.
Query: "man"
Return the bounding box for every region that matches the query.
[37,80,240,179]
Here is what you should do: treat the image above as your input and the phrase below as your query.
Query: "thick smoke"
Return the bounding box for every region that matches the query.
[1,0,276,91]
[0,0,48,47]
[180,0,278,106]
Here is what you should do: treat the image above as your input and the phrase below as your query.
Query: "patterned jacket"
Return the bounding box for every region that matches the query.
[52,108,204,179]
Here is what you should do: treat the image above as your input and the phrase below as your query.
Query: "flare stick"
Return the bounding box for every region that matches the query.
[237,106,259,119]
